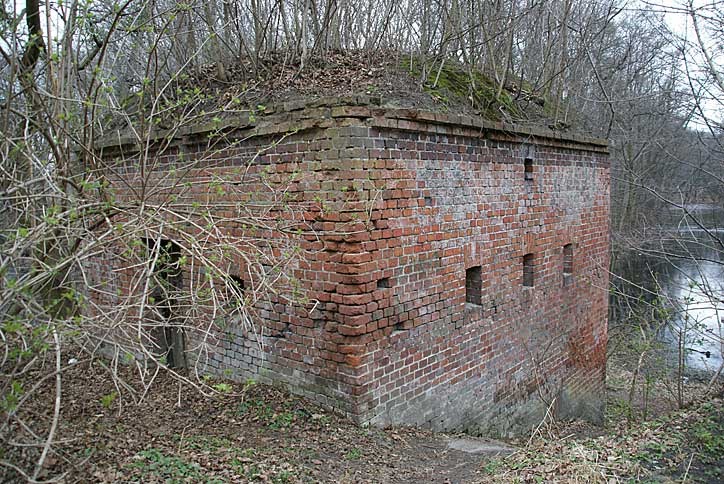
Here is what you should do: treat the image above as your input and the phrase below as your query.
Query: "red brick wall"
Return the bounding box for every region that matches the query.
[88,99,609,435]
[351,113,609,434]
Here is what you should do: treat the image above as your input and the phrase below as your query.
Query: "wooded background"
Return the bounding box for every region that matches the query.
[1,0,722,480]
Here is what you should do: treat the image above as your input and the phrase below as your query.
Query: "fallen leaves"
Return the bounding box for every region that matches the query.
[476,394,723,483]
[3,361,487,483]
[4,357,721,483]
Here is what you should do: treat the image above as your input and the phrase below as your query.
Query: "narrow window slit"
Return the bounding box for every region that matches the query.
[563,244,573,286]
[466,266,482,306]
[524,158,534,181]
[523,253,535,287]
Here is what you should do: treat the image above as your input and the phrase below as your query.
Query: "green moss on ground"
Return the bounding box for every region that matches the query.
[401,57,522,120]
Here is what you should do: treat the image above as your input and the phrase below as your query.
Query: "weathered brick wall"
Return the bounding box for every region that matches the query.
[348,112,609,435]
[88,98,609,435]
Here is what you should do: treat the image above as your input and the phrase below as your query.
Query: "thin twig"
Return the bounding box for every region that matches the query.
[32,330,62,480]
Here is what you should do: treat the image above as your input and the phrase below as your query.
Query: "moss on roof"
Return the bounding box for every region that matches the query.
[114,50,569,136]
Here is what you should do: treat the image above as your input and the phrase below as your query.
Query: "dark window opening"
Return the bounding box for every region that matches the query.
[230,274,245,292]
[524,158,534,181]
[563,244,573,285]
[145,238,186,369]
[145,239,182,288]
[466,266,482,305]
[523,253,535,287]
[424,196,433,207]
[377,277,391,289]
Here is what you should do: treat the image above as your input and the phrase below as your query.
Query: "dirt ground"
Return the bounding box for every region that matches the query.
[2,358,722,483]
[3,360,504,483]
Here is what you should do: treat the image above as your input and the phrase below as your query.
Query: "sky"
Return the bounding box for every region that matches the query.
[639,0,723,127]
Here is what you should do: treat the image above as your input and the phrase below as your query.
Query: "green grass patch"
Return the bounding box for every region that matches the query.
[344,448,362,460]
[237,398,304,429]
[130,448,223,483]
[690,407,724,464]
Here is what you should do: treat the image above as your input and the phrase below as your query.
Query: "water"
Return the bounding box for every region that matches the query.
[613,205,723,374]
[663,250,723,372]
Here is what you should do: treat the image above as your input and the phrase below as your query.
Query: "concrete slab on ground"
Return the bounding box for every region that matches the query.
[446,436,516,456]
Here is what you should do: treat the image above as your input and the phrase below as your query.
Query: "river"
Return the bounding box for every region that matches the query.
[662,243,723,372]
[612,205,723,374]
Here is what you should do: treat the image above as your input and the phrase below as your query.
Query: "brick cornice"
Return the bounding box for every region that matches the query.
[95,96,608,156]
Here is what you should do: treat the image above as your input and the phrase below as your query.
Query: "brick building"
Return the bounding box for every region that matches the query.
[92,97,609,437]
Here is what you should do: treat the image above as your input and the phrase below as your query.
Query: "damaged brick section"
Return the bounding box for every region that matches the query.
[92,97,610,437]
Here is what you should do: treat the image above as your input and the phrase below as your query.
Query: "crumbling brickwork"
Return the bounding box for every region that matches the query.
[91,98,609,436]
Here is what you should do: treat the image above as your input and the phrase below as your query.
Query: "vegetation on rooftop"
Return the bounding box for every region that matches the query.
[1,0,722,480]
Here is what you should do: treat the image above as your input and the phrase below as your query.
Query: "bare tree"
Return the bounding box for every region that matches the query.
[0,0,310,479]
[2,0,722,478]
